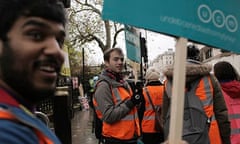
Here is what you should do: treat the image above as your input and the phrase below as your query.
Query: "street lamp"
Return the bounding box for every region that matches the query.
[82,47,85,91]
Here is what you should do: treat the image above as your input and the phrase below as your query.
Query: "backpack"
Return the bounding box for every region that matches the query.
[91,79,111,144]
[164,77,211,144]
[0,109,55,144]
[93,111,103,142]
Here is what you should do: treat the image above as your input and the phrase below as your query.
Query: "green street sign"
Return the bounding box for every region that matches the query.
[102,0,240,53]
[125,26,141,63]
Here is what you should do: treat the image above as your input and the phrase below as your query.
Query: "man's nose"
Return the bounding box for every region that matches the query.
[44,38,65,63]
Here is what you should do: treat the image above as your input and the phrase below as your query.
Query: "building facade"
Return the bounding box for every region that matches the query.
[151,45,240,79]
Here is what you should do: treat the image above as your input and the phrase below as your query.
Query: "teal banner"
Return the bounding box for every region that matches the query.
[102,0,240,53]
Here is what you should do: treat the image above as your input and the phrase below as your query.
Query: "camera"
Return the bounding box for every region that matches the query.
[134,94,141,100]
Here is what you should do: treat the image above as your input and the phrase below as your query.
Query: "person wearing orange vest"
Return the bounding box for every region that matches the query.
[0,0,66,143]
[214,61,240,144]
[141,67,164,144]
[162,45,231,144]
[93,48,143,144]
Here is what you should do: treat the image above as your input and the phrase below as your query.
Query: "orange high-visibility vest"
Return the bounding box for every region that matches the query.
[166,76,222,144]
[93,82,140,140]
[0,109,54,144]
[142,85,164,133]
[196,76,222,144]
[222,90,240,144]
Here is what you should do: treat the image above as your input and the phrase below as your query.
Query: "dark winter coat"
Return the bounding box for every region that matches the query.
[162,60,231,144]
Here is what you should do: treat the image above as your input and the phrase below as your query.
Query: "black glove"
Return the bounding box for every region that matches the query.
[130,88,143,105]
[125,82,143,108]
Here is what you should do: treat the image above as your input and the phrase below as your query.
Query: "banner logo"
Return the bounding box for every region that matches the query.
[198,4,238,32]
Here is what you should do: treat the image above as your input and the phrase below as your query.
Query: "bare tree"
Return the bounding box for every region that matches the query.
[67,0,124,53]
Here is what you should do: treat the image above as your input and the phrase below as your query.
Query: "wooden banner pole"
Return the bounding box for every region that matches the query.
[168,37,187,144]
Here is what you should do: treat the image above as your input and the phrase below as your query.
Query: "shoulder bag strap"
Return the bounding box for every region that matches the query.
[144,87,156,112]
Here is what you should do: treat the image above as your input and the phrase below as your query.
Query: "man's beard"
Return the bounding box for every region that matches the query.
[0,40,56,104]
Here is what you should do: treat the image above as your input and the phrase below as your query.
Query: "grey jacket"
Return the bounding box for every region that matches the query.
[93,73,134,124]
[162,60,231,144]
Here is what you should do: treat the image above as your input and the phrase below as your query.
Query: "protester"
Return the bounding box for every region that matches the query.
[214,61,240,144]
[141,67,164,144]
[162,45,231,144]
[88,76,99,108]
[88,78,95,96]
[0,0,66,143]
[93,48,143,144]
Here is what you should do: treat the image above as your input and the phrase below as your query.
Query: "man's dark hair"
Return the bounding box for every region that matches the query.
[103,48,124,62]
[187,45,200,61]
[0,0,66,41]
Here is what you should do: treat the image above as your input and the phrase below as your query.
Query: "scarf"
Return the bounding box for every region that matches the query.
[102,69,124,84]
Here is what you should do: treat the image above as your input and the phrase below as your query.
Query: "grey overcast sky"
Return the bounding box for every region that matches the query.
[88,30,176,65]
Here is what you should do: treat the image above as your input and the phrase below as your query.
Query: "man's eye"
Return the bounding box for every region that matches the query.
[56,37,65,48]
[28,31,44,41]
[113,58,124,62]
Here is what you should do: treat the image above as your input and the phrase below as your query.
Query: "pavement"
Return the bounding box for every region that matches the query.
[71,109,99,144]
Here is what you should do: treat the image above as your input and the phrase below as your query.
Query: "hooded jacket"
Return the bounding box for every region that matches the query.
[221,80,240,99]
[220,80,240,144]
[162,60,231,144]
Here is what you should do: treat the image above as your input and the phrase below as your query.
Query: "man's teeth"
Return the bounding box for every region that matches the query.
[40,66,55,72]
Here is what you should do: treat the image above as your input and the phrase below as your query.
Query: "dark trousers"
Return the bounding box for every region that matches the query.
[103,137,137,144]
[142,132,164,144]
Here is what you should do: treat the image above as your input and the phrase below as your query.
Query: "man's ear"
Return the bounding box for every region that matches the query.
[104,60,109,67]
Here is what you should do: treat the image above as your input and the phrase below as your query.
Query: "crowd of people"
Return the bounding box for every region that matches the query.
[91,46,238,144]
[0,0,239,144]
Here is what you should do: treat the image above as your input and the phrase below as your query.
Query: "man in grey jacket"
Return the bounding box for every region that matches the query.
[93,48,143,144]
